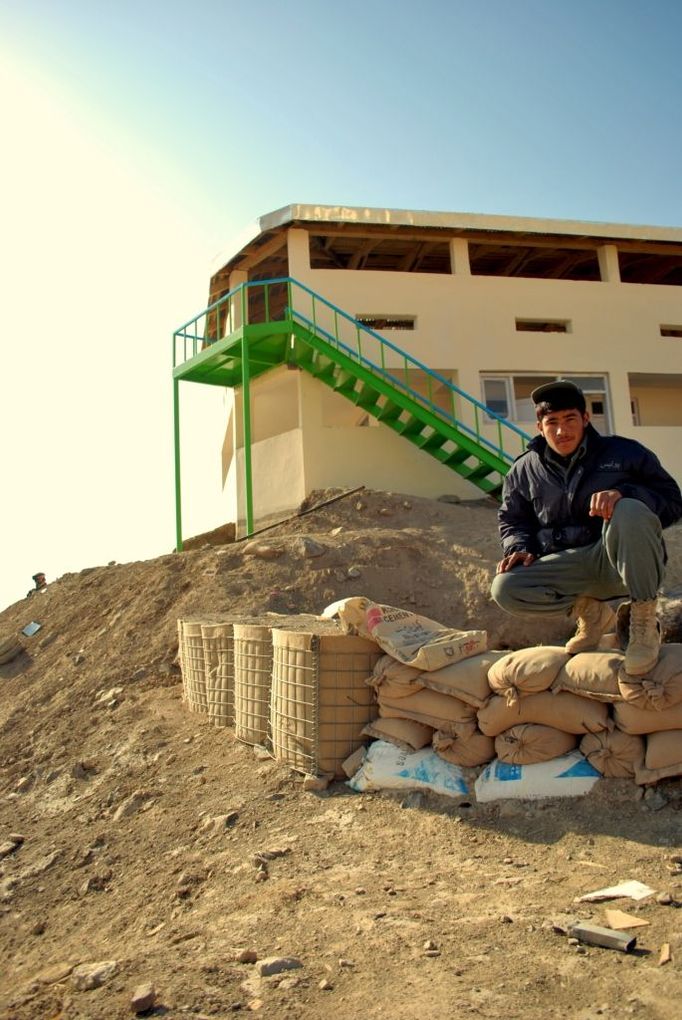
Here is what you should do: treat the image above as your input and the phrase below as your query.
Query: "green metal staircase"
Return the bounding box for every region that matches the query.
[172,277,530,547]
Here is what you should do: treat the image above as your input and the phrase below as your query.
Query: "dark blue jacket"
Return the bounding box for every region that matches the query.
[499,425,682,557]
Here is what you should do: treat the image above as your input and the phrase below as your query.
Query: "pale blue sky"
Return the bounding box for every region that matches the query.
[1,0,681,609]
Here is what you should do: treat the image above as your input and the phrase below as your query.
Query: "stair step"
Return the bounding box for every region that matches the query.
[461,462,495,482]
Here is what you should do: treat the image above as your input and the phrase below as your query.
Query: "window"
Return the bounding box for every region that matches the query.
[515,319,571,333]
[481,373,611,430]
[660,325,682,338]
[356,315,416,330]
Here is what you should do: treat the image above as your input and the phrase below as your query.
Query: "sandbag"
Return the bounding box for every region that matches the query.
[579,729,645,778]
[618,644,682,710]
[420,651,506,708]
[379,687,477,733]
[495,724,577,765]
[367,656,425,700]
[644,729,682,769]
[348,740,469,798]
[323,597,486,671]
[635,730,682,784]
[613,700,682,735]
[478,691,610,737]
[362,717,433,752]
[488,647,569,705]
[433,728,495,767]
[475,751,600,802]
[551,651,623,703]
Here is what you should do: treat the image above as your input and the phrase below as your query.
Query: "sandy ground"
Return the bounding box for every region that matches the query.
[1,488,682,1020]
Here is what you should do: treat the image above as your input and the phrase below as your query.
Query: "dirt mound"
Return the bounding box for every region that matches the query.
[2,489,682,1019]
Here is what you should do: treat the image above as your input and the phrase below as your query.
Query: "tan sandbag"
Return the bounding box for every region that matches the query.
[495,724,577,765]
[433,727,495,767]
[613,700,682,735]
[420,651,506,708]
[635,730,682,783]
[478,691,610,737]
[270,629,380,776]
[552,651,624,703]
[618,644,682,710]
[379,687,477,732]
[367,655,425,700]
[488,647,569,705]
[323,596,486,671]
[644,730,682,770]
[362,717,433,751]
[579,729,645,778]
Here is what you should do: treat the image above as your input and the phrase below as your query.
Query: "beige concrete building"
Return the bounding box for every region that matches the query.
[184,204,682,529]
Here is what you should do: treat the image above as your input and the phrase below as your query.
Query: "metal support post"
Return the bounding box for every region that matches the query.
[173,377,183,551]
[241,334,254,536]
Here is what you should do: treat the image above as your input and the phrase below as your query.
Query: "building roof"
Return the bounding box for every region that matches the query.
[209,204,682,295]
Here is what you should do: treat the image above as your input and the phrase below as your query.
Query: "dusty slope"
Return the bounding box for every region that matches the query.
[1,488,682,1020]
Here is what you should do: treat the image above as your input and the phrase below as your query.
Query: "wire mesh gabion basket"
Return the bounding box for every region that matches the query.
[177,619,208,714]
[270,628,381,777]
[233,623,275,746]
[201,621,235,727]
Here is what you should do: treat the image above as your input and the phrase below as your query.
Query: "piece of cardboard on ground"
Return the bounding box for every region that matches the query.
[603,908,650,929]
[576,880,656,903]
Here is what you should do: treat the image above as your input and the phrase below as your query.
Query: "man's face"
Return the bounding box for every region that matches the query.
[537,408,589,457]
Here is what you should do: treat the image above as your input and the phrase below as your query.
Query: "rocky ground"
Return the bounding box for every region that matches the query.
[1,488,682,1020]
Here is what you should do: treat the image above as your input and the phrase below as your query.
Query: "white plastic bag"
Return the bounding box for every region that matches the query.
[348,740,469,797]
[474,750,600,802]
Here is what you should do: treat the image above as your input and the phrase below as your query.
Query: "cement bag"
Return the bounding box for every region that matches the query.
[477,691,610,737]
[433,728,495,767]
[495,725,577,765]
[635,731,682,785]
[348,740,469,798]
[420,652,506,708]
[362,717,433,751]
[323,597,486,671]
[270,629,380,777]
[488,647,569,705]
[551,651,623,703]
[579,730,645,778]
[475,751,601,802]
[379,687,477,733]
[613,700,682,735]
[618,644,682,710]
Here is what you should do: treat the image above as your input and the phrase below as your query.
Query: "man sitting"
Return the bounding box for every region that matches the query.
[491,380,682,676]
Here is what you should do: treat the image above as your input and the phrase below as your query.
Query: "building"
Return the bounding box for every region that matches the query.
[173,204,682,544]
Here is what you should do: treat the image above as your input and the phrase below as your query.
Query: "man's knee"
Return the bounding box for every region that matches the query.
[491,570,522,612]
[611,497,660,531]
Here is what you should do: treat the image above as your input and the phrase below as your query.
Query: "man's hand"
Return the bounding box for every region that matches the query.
[589,489,622,521]
[496,551,536,574]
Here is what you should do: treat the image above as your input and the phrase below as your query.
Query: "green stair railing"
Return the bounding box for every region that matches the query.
[172,277,532,548]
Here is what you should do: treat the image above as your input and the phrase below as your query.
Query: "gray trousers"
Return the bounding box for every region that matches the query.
[490,498,665,617]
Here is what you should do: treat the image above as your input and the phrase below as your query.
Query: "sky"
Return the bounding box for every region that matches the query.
[1,0,681,611]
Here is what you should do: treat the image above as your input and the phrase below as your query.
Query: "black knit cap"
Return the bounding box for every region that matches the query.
[531,379,585,410]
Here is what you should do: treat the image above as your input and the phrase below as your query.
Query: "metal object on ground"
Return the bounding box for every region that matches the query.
[569,922,637,953]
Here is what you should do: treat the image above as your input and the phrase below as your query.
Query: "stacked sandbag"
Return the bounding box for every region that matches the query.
[480,646,614,771]
[613,644,682,784]
[366,646,504,767]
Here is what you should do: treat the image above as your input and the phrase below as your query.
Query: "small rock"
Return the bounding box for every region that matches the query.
[256,957,302,978]
[0,840,21,860]
[378,508,392,517]
[15,776,33,793]
[130,982,156,1014]
[338,958,355,968]
[8,833,25,844]
[236,949,258,964]
[423,939,437,951]
[114,790,152,821]
[303,775,331,792]
[500,915,514,924]
[656,891,674,905]
[96,686,124,704]
[643,788,668,811]
[424,950,441,958]
[277,976,300,990]
[330,527,343,536]
[132,668,147,681]
[319,978,333,990]
[37,962,74,985]
[576,945,588,955]
[73,652,86,666]
[567,937,579,946]
[354,886,367,895]
[293,536,327,558]
[354,501,365,511]
[38,634,57,649]
[31,920,47,936]
[252,745,271,761]
[71,960,118,990]
[243,542,283,561]
[402,501,412,509]
[347,566,362,579]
